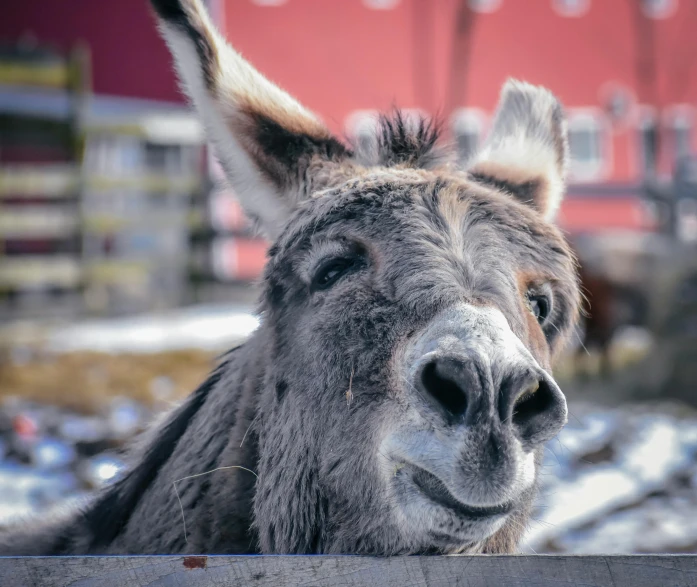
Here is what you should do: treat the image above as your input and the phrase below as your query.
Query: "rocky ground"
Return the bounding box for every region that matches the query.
[524,400,697,553]
[0,394,149,525]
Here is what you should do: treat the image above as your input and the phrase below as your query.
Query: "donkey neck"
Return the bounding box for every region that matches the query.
[82,333,268,554]
[180,335,267,553]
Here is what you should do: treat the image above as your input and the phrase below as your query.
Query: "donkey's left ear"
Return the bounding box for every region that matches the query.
[468,79,569,221]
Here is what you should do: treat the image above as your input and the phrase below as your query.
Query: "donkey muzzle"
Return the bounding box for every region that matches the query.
[405,303,567,447]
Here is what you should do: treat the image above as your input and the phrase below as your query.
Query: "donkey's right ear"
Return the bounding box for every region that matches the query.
[468,80,569,222]
[150,0,350,238]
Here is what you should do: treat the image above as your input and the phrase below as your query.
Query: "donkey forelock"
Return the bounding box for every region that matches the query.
[353,111,447,170]
[0,0,581,557]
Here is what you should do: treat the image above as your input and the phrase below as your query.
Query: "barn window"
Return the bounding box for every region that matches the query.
[468,0,502,13]
[345,110,380,156]
[677,198,697,243]
[362,0,401,9]
[451,109,486,164]
[251,0,288,6]
[552,0,590,17]
[567,111,608,181]
[666,109,693,165]
[641,0,678,19]
[637,109,659,176]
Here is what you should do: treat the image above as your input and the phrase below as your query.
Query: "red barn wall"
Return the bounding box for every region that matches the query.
[0,0,182,103]
[219,0,697,183]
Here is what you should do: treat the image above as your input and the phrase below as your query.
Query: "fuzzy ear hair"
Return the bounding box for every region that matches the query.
[468,79,569,221]
[150,0,350,239]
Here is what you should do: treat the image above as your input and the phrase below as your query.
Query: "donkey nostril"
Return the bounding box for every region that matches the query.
[514,381,540,411]
[512,380,549,425]
[511,377,565,442]
[419,360,468,421]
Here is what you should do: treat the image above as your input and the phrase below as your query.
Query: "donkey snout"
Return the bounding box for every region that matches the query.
[413,353,566,445]
[404,304,568,449]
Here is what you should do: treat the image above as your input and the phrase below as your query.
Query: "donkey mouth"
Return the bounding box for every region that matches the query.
[410,466,515,519]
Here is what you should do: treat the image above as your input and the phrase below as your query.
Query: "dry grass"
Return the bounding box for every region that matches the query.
[0,350,216,413]
[0,331,654,415]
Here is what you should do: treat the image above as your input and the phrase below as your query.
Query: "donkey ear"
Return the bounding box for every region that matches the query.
[468,79,569,221]
[150,0,350,238]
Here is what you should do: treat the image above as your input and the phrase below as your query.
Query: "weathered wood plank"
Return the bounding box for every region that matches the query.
[1,555,696,587]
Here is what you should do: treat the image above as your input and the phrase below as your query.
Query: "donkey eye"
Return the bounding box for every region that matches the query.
[527,293,551,325]
[311,257,358,292]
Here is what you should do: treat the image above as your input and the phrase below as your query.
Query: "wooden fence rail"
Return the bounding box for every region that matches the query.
[1,555,696,587]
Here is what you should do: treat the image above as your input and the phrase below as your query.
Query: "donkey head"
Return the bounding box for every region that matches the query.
[152,0,580,555]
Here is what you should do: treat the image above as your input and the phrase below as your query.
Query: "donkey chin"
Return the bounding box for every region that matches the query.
[380,303,567,551]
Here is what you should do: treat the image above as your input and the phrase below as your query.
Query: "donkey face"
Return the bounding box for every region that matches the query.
[152,0,580,554]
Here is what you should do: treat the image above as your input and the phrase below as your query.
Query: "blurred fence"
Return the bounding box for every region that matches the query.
[0,40,267,322]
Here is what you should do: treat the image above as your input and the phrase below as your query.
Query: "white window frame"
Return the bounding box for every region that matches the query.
[552,0,590,18]
[468,0,502,14]
[450,108,487,164]
[566,108,610,182]
[345,109,380,156]
[251,0,288,6]
[362,0,401,10]
[641,0,678,19]
[664,105,695,165]
[676,198,697,243]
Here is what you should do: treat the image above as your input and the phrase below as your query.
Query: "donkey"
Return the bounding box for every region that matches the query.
[0,0,580,555]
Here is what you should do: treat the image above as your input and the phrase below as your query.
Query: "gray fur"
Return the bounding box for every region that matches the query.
[0,0,581,556]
